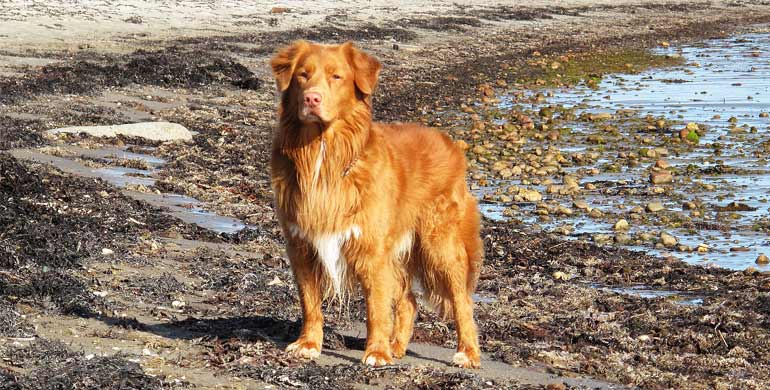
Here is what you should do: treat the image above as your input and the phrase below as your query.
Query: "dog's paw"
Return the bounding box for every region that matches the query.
[362,350,394,366]
[390,340,407,359]
[452,350,481,369]
[286,339,321,359]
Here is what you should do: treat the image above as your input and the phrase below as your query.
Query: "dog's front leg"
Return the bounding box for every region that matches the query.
[356,248,399,366]
[285,239,324,359]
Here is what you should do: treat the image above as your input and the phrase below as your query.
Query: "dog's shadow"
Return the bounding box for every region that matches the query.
[97,314,450,366]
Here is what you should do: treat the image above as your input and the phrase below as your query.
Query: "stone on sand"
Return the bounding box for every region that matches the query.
[49,122,193,142]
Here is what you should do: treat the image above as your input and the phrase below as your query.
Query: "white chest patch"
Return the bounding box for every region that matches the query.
[288,223,361,295]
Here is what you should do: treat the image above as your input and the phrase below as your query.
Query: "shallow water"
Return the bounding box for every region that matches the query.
[593,284,704,306]
[10,146,250,234]
[488,31,770,271]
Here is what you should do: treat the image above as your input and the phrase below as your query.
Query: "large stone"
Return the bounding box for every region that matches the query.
[646,202,665,212]
[660,232,677,247]
[49,122,193,142]
[650,170,673,184]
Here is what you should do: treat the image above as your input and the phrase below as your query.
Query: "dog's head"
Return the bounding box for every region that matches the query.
[271,41,381,126]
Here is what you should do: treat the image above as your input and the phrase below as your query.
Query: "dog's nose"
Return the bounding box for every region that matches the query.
[303,92,322,108]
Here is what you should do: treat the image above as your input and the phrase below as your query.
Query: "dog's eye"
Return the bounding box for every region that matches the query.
[332,74,342,80]
[299,71,309,79]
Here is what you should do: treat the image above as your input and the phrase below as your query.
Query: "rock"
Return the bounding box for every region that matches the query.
[588,208,604,218]
[730,247,750,252]
[520,189,542,202]
[660,232,677,247]
[757,254,770,265]
[588,112,612,121]
[760,112,769,118]
[682,201,697,210]
[650,170,673,184]
[49,122,193,142]
[499,168,513,179]
[696,244,709,253]
[654,159,670,169]
[714,201,757,212]
[555,206,574,216]
[587,134,605,144]
[573,200,590,210]
[592,234,612,245]
[553,225,573,235]
[563,176,579,188]
[547,130,560,141]
[646,202,664,212]
[614,219,630,231]
[101,248,114,256]
[552,271,570,281]
[615,233,632,244]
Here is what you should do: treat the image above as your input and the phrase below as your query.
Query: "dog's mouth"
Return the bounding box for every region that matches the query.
[299,107,328,125]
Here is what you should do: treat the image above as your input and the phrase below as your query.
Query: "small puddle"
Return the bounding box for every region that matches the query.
[593,284,704,306]
[482,29,770,271]
[9,146,250,234]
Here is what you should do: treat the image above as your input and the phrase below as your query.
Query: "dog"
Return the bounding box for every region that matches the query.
[269,40,484,368]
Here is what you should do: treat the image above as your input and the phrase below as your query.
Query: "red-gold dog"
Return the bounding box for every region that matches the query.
[270,40,483,368]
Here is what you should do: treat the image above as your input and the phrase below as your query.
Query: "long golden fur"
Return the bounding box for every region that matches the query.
[269,40,484,368]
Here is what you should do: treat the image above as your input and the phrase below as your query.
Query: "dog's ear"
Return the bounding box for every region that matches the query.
[271,40,310,92]
[343,41,382,96]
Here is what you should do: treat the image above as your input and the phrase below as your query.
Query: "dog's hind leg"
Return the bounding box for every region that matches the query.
[285,238,324,359]
[418,198,482,368]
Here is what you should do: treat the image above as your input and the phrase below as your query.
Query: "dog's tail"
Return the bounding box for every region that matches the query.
[419,195,484,320]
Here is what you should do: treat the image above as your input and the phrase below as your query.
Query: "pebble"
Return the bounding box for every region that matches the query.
[646,202,664,212]
[660,232,677,247]
[573,200,590,210]
[615,233,632,244]
[552,271,570,280]
[520,189,542,202]
[101,248,114,256]
[757,254,769,265]
[650,170,673,184]
[614,219,630,231]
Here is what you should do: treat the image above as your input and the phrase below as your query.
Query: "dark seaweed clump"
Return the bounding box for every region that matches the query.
[1,339,178,390]
[0,153,216,315]
[0,116,45,151]
[0,47,261,104]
